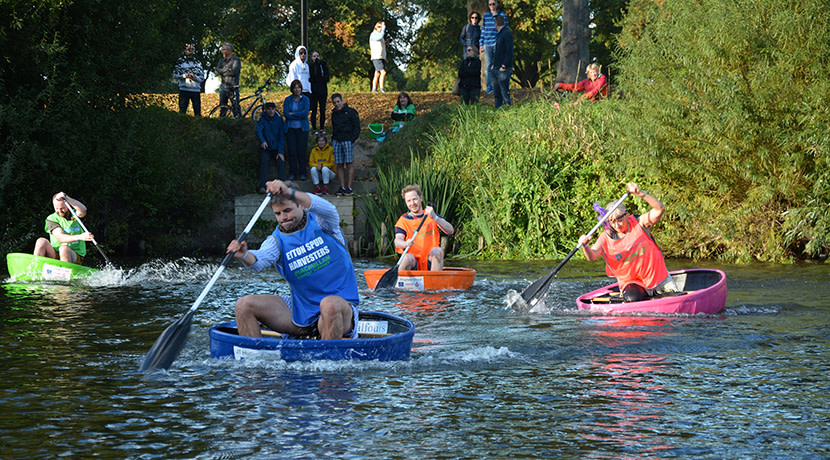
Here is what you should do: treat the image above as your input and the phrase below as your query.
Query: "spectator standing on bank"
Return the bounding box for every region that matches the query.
[173,44,205,116]
[283,80,311,181]
[256,102,286,193]
[215,42,241,117]
[459,11,481,58]
[479,1,507,94]
[308,50,330,132]
[286,46,312,101]
[491,15,513,108]
[458,46,482,105]
[330,93,361,195]
[370,21,387,93]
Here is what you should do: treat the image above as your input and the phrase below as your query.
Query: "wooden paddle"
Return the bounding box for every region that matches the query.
[374,209,430,290]
[509,191,631,312]
[62,197,113,266]
[139,193,273,372]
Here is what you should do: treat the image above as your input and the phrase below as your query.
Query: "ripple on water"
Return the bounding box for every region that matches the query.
[1,258,829,458]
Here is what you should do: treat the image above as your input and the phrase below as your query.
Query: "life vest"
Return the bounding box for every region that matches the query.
[395,213,441,270]
[597,215,669,290]
[45,212,87,257]
[270,213,359,327]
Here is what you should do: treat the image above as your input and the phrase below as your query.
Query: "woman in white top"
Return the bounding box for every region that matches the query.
[369,21,387,92]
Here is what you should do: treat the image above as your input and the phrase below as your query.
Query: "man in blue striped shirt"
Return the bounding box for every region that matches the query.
[479,0,508,94]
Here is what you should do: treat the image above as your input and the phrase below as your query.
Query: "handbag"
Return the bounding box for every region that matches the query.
[452,77,461,96]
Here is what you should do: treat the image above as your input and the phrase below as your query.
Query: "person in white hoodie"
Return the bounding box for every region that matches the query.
[286,45,311,100]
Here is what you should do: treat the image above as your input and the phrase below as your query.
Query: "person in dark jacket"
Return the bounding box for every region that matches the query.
[256,102,285,193]
[490,15,513,108]
[458,46,482,105]
[459,11,481,58]
[330,93,361,195]
[308,50,330,132]
[215,42,241,117]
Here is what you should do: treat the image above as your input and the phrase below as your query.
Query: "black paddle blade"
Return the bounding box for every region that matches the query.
[374,264,400,290]
[506,272,553,313]
[139,309,195,373]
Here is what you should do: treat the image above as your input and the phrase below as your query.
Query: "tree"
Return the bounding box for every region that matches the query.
[410,0,561,90]
[555,0,590,84]
[208,0,406,90]
[502,0,561,88]
[611,0,830,261]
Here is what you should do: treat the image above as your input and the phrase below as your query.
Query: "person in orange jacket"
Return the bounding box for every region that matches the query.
[394,185,454,271]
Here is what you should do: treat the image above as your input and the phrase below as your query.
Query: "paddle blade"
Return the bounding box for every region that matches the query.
[373,264,400,290]
[139,309,195,373]
[505,289,551,314]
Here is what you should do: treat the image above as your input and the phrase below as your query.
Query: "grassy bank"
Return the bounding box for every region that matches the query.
[2,87,825,264]
[367,92,828,263]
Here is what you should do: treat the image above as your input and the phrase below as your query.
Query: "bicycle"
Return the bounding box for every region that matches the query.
[209,79,274,120]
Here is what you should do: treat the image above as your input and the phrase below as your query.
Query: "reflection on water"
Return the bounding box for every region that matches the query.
[581,318,677,457]
[1,257,829,458]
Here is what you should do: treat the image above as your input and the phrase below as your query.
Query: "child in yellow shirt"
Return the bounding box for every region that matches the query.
[308,132,336,194]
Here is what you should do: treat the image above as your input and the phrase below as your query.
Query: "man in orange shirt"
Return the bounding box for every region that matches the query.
[394,185,454,271]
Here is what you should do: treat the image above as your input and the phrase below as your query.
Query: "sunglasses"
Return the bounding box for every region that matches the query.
[471,15,480,19]
[609,213,628,225]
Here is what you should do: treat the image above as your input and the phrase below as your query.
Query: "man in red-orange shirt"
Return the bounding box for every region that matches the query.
[394,185,454,271]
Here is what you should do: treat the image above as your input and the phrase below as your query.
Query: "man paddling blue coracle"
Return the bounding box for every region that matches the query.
[33,192,94,265]
[225,180,359,339]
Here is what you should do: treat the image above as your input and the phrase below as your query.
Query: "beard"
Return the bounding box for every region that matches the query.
[279,210,308,233]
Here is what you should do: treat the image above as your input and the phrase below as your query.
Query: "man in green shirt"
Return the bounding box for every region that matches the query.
[33,192,94,264]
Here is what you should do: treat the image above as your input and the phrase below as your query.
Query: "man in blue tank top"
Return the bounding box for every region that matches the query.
[226,180,360,339]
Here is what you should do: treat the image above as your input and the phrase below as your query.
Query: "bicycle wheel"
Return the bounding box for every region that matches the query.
[250,104,264,121]
[209,105,233,118]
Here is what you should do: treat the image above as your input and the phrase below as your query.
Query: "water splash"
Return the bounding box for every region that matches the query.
[504,289,552,314]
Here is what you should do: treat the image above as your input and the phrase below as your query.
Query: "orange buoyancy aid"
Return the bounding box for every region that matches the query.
[394,213,441,269]
[597,215,670,289]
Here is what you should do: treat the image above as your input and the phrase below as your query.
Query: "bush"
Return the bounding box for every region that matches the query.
[0,98,256,259]
[611,0,830,261]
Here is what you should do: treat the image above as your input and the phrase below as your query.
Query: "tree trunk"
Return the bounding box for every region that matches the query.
[556,0,591,84]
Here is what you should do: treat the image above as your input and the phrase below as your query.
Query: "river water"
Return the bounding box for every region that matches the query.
[1,257,828,459]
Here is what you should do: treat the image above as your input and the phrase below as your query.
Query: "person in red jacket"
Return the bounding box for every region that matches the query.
[555,63,608,102]
[578,182,679,301]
